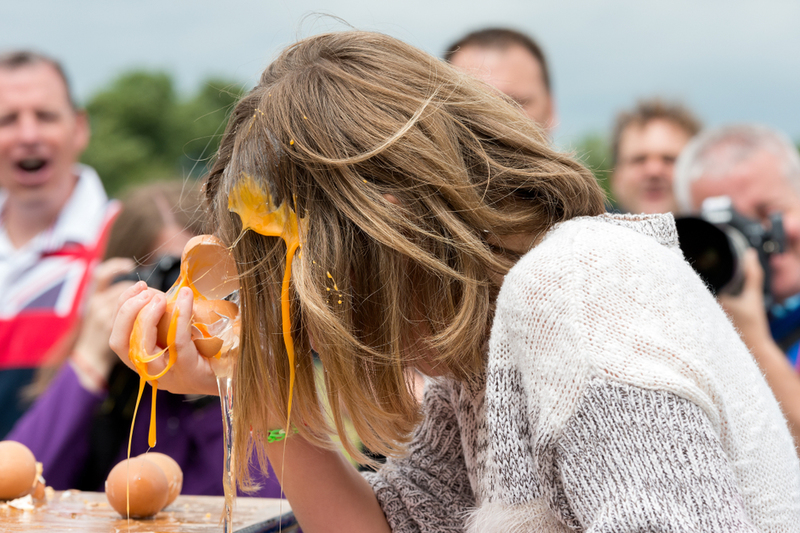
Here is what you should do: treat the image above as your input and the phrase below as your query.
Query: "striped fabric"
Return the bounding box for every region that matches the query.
[0,166,116,438]
[0,167,118,439]
[0,165,116,369]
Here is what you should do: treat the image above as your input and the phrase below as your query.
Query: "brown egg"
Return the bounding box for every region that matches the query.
[155,298,238,357]
[139,452,182,507]
[105,457,169,518]
[0,441,37,500]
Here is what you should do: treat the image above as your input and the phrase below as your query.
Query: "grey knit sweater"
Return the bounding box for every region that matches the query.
[364,214,800,532]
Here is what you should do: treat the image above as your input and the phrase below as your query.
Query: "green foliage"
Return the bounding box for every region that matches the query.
[81,71,245,197]
[570,132,614,205]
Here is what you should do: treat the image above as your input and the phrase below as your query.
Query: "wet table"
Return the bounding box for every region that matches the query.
[0,490,297,532]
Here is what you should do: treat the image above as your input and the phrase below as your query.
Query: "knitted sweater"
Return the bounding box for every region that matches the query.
[364,213,800,532]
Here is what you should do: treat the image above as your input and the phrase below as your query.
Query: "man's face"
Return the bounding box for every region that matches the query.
[0,63,88,209]
[690,150,800,303]
[612,119,691,214]
[450,43,554,131]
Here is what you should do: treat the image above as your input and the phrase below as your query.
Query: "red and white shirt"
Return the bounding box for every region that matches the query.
[0,165,117,369]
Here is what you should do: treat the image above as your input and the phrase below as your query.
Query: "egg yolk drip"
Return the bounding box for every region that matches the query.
[127,240,238,450]
[227,172,304,427]
[123,235,239,520]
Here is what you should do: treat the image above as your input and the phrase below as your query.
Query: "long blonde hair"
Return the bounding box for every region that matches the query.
[204,31,605,483]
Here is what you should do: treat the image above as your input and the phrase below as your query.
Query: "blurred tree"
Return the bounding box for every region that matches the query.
[176,79,244,180]
[81,71,244,197]
[571,132,613,204]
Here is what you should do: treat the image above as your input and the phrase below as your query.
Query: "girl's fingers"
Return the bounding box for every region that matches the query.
[172,287,199,363]
[110,285,218,395]
[139,293,167,356]
[109,288,156,369]
[117,280,148,308]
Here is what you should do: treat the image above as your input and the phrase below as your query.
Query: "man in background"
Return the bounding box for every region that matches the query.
[445,28,556,134]
[611,99,701,214]
[0,51,115,437]
[674,124,800,448]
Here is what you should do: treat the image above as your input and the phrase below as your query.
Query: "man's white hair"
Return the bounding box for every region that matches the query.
[674,124,800,214]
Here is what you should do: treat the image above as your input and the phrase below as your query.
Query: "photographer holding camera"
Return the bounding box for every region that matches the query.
[674,124,800,450]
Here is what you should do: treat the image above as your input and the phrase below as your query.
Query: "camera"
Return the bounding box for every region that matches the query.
[112,255,182,293]
[675,196,785,308]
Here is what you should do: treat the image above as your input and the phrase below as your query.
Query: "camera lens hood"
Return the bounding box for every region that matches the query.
[675,216,749,296]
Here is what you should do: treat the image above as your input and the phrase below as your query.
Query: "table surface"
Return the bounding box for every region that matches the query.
[0,490,297,533]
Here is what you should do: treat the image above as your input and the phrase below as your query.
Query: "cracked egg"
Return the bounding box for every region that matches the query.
[154,235,240,359]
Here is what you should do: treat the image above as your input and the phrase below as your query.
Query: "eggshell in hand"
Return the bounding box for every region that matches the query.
[155,298,238,357]
[105,457,169,518]
[192,336,224,357]
[0,441,37,500]
[181,235,239,300]
[139,452,182,507]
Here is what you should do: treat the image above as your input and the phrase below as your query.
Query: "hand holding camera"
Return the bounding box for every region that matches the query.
[70,258,137,392]
[717,249,775,350]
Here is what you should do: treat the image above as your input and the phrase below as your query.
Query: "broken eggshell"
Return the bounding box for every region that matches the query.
[156,298,238,357]
[154,235,240,358]
[179,235,239,300]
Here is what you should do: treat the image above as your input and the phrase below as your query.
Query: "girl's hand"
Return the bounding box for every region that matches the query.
[109,282,220,396]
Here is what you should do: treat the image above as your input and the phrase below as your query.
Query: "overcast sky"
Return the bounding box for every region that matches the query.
[4,0,799,147]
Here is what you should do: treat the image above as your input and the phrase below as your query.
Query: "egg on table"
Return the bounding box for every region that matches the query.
[139,452,183,507]
[0,441,38,501]
[105,457,169,518]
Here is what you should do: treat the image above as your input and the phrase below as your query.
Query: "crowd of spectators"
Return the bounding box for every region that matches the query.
[2,26,799,519]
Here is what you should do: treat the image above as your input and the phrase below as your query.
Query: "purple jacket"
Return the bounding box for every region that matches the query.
[8,364,284,498]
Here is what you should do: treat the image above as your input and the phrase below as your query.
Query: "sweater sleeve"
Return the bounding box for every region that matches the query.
[484,215,799,529]
[7,363,105,489]
[551,378,758,532]
[362,380,474,533]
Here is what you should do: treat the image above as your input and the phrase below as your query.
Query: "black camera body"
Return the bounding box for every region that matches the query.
[675,196,785,308]
[112,255,182,293]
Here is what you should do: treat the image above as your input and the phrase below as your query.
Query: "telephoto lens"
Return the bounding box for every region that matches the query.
[674,217,748,296]
[675,196,784,308]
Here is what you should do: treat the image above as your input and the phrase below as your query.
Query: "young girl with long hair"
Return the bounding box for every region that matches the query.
[110,31,800,531]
